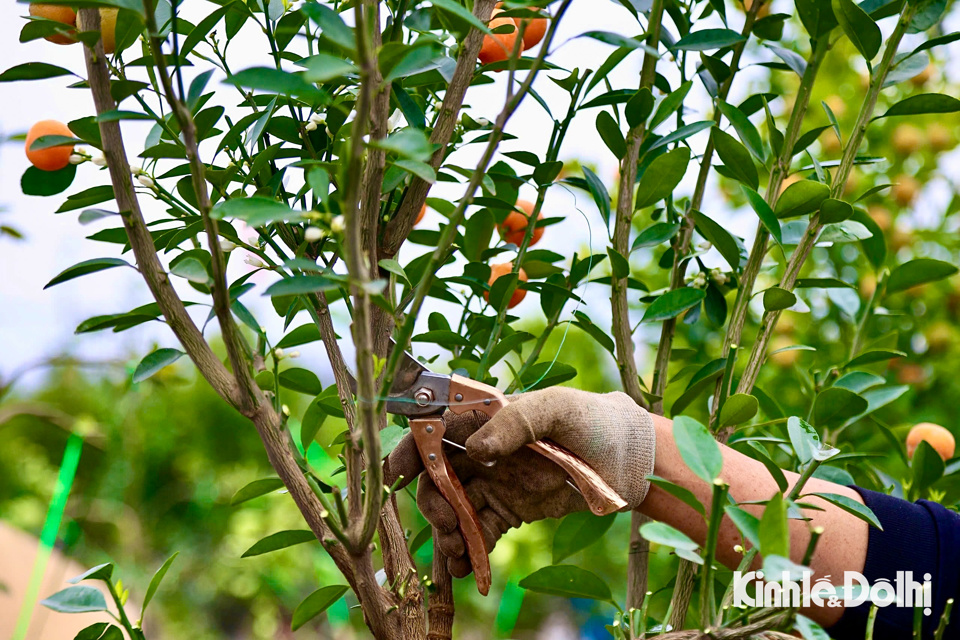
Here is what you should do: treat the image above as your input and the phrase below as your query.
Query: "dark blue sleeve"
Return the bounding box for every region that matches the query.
[828,487,960,640]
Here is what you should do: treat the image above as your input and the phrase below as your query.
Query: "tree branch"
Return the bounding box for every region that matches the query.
[379,0,498,259]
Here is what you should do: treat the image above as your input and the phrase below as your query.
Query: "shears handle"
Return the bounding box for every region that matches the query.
[411,375,628,595]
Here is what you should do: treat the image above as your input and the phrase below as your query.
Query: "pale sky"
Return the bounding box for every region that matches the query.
[1,0,957,392]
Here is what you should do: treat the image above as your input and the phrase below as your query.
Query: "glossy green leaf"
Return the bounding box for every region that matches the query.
[263,275,340,297]
[639,521,701,558]
[814,386,868,429]
[809,493,882,529]
[879,93,960,118]
[276,324,323,349]
[141,552,179,617]
[647,475,706,516]
[673,415,722,482]
[552,511,617,563]
[519,565,613,601]
[278,368,322,395]
[845,350,906,368]
[41,586,108,613]
[717,101,765,162]
[832,0,881,60]
[720,394,759,427]
[301,3,356,49]
[763,287,797,311]
[22,164,76,197]
[774,179,830,218]
[68,563,114,584]
[759,492,789,558]
[241,530,317,557]
[712,128,758,189]
[641,288,705,323]
[0,62,74,82]
[691,210,743,272]
[885,259,959,295]
[635,147,690,209]
[582,166,611,228]
[912,440,945,497]
[133,348,185,384]
[632,222,680,250]
[211,197,301,226]
[291,585,349,631]
[819,198,853,224]
[231,478,285,505]
[671,28,745,51]
[596,111,626,158]
[724,505,761,547]
[742,186,782,244]
[45,258,129,289]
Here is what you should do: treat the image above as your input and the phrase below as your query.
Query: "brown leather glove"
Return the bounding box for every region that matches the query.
[386,387,655,578]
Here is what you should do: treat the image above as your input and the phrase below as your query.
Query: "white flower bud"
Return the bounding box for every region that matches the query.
[325,126,333,138]
[330,215,345,233]
[288,351,301,358]
[281,404,290,416]
[130,166,143,176]
[92,154,108,167]
[219,239,237,252]
[137,175,155,189]
[274,348,285,359]
[244,255,266,268]
[68,154,84,165]
[698,241,712,252]
[310,113,326,125]
[387,109,406,131]
[304,121,318,132]
[304,226,325,242]
[693,272,707,288]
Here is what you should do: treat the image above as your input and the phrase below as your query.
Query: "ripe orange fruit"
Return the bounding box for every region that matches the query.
[927,123,954,152]
[25,120,75,171]
[891,174,919,207]
[485,262,527,308]
[478,9,519,66]
[415,203,426,226]
[906,423,955,461]
[743,0,771,19]
[499,199,543,246]
[495,2,546,50]
[768,337,801,368]
[76,7,118,54]
[29,3,77,45]
[867,205,891,232]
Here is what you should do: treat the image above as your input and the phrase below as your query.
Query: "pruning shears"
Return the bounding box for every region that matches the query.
[351,343,627,595]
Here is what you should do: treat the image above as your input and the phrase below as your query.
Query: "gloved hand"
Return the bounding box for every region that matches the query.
[386,387,656,577]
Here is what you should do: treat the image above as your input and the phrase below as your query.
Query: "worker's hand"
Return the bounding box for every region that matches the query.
[385,387,655,578]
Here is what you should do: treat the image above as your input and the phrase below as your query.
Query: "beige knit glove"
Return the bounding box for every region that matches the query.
[386,387,656,578]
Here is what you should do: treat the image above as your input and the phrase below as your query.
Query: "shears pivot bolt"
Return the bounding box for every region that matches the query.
[454,393,463,402]
[413,387,434,406]
[425,425,434,433]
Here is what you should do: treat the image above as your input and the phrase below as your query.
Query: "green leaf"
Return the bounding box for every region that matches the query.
[639,521,702,562]
[380,425,405,458]
[819,198,854,224]
[809,493,882,529]
[671,28,746,51]
[41,586,108,613]
[241,530,317,557]
[720,394,759,427]
[832,0,881,60]
[691,210,743,272]
[226,67,324,101]
[879,93,960,119]
[845,350,906,368]
[170,257,211,284]
[885,259,959,295]
[141,552,179,617]
[596,111,626,158]
[518,565,613,602]
[724,505,761,547]
[45,258,129,289]
[712,128,758,189]
[263,275,340,297]
[912,440,945,496]
[763,287,797,311]
[774,179,830,218]
[211,197,301,226]
[430,0,491,33]
[378,259,409,285]
[279,368,323,395]
[231,478,285,505]
[796,615,832,640]
[276,324,322,349]
[635,147,691,209]
[133,348,185,384]
[22,164,76,197]
[552,512,617,564]
[641,288,705,323]
[374,128,433,162]
[29,134,83,151]
[68,564,114,584]
[409,524,433,554]
[759,493,789,558]
[581,167,611,229]
[717,101,765,162]
[672,415,722,482]
[625,87,654,128]
[650,81,693,130]
[746,442,790,492]
[788,416,824,464]
[742,186,782,244]
[74,623,111,640]
[647,475,706,516]
[0,62,74,82]
[632,222,680,250]
[299,53,359,83]
[291,585,349,631]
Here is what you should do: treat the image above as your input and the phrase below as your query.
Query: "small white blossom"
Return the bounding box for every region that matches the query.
[281,404,290,415]
[130,166,144,176]
[387,109,406,131]
[325,126,333,138]
[137,175,155,189]
[244,255,266,268]
[274,348,285,359]
[219,239,237,252]
[92,154,108,167]
[697,241,712,252]
[310,113,326,125]
[304,226,325,242]
[68,154,84,165]
[288,351,301,358]
[304,121,318,132]
[330,215,345,234]
[692,272,707,288]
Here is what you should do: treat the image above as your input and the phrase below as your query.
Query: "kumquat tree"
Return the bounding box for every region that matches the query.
[3,0,960,637]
